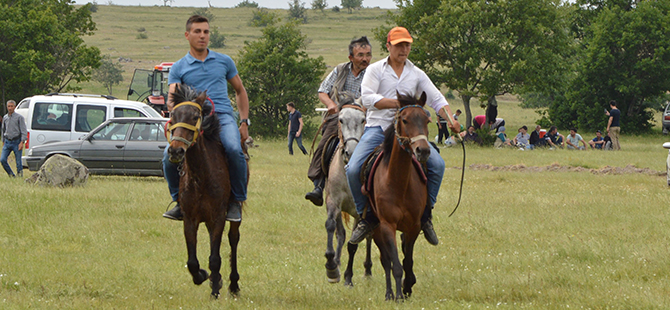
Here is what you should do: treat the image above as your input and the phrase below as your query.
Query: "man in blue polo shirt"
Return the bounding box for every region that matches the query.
[162,15,250,222]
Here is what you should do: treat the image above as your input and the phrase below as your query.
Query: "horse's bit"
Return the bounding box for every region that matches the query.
[393,104,428,153]
[167,101,202,148]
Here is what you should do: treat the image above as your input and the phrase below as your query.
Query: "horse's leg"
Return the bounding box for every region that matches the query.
[334,211,346,267]
[374,224,402,301]
[401,232,419,298]
[207,220,225,299]
[324,197,340,283]
[228,221,241,296]
[343,241,358,287]
[184,218,208,285]
[364,236,373,277]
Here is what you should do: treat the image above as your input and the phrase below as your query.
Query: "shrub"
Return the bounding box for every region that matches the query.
[250,8,278,27]
[192,7,215,22]
[136,33,148,39]
[288,0,307,23]
[331,5,340,12]
[311,0,327,11]
[209,28,225,48]
[235,0,259,8]
[137,27,145,32]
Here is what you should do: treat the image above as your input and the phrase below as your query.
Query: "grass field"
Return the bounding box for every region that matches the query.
[3,4,670,309]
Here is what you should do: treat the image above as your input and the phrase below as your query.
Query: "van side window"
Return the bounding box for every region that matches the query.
[32,102,72,131]
[75,105,107,132]
[114,108,145,118]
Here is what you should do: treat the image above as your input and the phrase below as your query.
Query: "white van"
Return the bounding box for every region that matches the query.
[14,93,164,167]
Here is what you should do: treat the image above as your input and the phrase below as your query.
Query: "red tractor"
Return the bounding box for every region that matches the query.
[127,62,173,117]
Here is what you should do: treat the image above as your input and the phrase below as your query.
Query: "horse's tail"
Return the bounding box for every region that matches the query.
[342,211,351,229]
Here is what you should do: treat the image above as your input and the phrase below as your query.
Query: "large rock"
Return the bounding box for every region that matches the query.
[26,155,89,187]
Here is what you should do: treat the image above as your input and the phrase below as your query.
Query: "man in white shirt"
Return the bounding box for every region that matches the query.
[346,27,460,245]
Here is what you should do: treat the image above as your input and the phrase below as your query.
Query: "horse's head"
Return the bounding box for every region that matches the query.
[395,91,430,163]
[167,84,207,163]
[338,95,366,163]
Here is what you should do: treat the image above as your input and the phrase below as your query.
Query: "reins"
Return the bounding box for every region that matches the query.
[442,106,466,217]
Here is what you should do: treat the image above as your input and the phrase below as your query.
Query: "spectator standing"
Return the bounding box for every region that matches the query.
[566,128,587,150]
[436,113,449,144]
[606,100,621,150]
[286,102,308,155]
[1,100,28,177]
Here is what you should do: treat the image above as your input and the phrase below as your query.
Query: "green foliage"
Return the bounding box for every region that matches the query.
[311,0,327,11]
[519,92,554,109]
[475,128,496,146]
[192,7,215,22]
[0,0,101,107]
[288,0,308,23]
[209,28,226,48]
[136,32,148,39]
[93,55,124,95]
[341,0,362,13]
[249,8,279,27]
[331,5,340,12]
[548,1,670,134]
[378,0,571,129]
[88,1,98,12]
[235,0,258,8]
[236,21,326,137]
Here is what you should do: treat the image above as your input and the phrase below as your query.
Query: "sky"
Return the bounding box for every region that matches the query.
[77,0,399,9]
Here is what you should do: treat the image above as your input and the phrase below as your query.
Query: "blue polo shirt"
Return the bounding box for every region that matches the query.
[169,50,238,114]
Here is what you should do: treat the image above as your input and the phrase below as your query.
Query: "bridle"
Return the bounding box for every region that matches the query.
[167,101,202,149]
[337,103,367,147]
[393,104,428,153]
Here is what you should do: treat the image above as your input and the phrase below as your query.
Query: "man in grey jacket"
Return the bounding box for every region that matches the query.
[1,100,28,177]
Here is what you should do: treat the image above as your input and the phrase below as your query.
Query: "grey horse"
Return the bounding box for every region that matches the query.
[323,90,372,285]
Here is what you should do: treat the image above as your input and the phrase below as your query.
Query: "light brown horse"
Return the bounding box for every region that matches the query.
[369,92,430,301]
[166,84,241,298]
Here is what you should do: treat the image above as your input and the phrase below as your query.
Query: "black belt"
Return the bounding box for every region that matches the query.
[4,137,20,142]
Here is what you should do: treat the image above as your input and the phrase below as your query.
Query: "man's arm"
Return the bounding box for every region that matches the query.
[167,83,178,111]
[229,74,250,141]
[318,92,339,115]
[607,116,613,133]
[297,116,304,137]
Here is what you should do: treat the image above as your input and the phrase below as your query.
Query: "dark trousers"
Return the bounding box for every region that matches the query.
[307,115,338,182]
[437,122,449,144]
[288,132,307,155]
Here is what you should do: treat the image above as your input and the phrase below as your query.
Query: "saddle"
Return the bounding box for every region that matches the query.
[360,147,428,197]
[320,135,340,177]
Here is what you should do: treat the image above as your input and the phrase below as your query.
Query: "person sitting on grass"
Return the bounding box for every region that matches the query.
[566,128,587,150]
[513,125,531,149]
[544,126,564,148]
[494,126,512,148]
[462,125,483,146]
[589,130,605,150]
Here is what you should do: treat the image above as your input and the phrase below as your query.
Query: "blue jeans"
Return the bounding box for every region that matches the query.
[288,132,307,155]
[163,112,248,202]
[345,126,445,216]
[1,139,23,176]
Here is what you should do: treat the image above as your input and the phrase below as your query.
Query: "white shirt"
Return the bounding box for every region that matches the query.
[361,57,449,131]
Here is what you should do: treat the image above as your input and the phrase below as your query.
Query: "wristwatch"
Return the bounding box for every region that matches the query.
[240,118,251,126]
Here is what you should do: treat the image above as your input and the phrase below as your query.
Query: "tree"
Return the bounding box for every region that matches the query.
[341,0,362,13]
[249,8,279,27]
[235,0,258,8]
[93,56,123,96]
[376,0,571,128]
[288,0,307,23]
[192,7,215,22]
[311,0,327,12]
[235,21,326,137]
[0,0,101,114]
[548,0,670,133]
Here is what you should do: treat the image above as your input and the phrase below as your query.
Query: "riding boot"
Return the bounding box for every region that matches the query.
[350,208,379,244]
[421,205,439,245]
[305,178,325,206]
[227,201,242,222]
[163,202,183,221]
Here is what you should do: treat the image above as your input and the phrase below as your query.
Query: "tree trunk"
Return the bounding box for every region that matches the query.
[461,94,473,128]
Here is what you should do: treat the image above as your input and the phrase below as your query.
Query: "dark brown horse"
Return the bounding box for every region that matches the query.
[370,92,430,301]
[166,84,241,298]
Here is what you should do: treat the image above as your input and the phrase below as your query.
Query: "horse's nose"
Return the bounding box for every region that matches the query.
[414,145,431,163]
[168,146,185,163]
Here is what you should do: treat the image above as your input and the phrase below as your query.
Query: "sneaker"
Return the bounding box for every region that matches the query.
[163,203,183,221]
[305,186,324,206]
[422,219,439,246]
[227,201,242,222]
[349,220,377,244]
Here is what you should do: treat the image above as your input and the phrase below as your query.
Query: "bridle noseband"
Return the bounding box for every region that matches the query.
[394,104,428,153]
[167,101,202,148]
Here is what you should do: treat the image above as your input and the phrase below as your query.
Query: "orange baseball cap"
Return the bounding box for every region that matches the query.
[387,26,413,45]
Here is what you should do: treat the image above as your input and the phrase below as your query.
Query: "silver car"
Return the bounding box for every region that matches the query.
[665,142,670,186]
[25,118,168,176]
[663,102,670,134]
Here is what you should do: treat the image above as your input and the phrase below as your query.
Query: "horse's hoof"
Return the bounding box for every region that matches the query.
[193,269,209,285]
[326,267,340,283]
[210,292,220,300]
[344,280,354,287]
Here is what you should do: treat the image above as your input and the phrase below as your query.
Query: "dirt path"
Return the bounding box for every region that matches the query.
[460,163,665,176]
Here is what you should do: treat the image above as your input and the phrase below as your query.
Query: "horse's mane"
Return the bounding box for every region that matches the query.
[171,84,220,140]
[381,92,425,160]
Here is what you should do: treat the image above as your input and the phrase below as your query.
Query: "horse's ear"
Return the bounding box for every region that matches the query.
[196,90,208,106]
[419,92,427,107]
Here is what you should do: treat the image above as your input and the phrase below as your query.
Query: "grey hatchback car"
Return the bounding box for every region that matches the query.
[25,117,168,176]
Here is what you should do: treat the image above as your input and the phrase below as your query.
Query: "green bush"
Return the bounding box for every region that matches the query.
[288,0,307,23]
[249,8,278,27]
[192,7,215,22]
[209,28,225,48]
[475,128,496,147]
[136,32,148,39]
[235,0,258,8]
